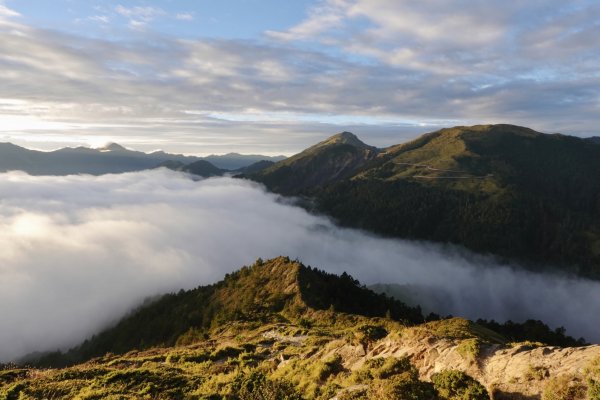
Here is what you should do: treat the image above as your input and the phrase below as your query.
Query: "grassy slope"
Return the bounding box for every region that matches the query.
[3,257,595,399]
[30,257,423,368]
[1,318,496,400]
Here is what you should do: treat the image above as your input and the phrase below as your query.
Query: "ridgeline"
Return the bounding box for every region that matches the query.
[3,257,598,399]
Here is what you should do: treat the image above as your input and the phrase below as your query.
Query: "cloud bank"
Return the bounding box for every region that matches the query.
[0,170,599,361]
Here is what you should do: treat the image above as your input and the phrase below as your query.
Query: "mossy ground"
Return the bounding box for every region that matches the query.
[1,316,490,400]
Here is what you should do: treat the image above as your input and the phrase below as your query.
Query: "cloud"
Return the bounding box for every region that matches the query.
[128,19,147,31]
[266,0,348,41]
[268,1,600,129]
[115,5,165,21]
[88,15,110,24]
[274,1,600,69]
[0,4,19,19]
[0,170,598,362]
[0,1,598,154]
[176,13,194,21]
[115,5,165,31]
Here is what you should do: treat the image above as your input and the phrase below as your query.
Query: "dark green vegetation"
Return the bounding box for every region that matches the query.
[370,283,586,346]
[180,160,225,177]
[161,159,277,177]
[234,160,275,174]
[158,159,226,177]
[476,319,586,347]
[245,125,600,278]
[5,257,596,399]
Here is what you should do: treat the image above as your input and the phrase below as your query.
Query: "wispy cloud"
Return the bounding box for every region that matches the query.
[0,4,20,19]
[266,0,348,41]
[115,4,165,30]
[127,19,146,31]
[88,15,110,24]
[176,13,194,21]
[115,5,165,21]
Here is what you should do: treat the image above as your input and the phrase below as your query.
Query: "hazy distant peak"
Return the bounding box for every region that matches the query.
[97,143,128,152]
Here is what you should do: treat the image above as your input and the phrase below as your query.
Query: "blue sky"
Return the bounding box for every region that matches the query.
[0,0,598,154]
[7,0,313,40]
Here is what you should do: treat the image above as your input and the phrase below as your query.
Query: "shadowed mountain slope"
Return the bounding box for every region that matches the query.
[243,131,379,193]
[246,125,600,278]
[203,153,286,170]
[234,159,275,174]
[181,160,224,177]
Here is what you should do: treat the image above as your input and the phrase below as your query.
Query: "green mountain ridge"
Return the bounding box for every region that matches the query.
[31,257,423,367]
[4,257,599,399]
[245,125,600,278]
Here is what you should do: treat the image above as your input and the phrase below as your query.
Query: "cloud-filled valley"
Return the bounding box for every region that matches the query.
[0,169,599,362]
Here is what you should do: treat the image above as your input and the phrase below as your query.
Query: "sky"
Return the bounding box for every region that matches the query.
[0,0,599,154]
[1,170,599,361]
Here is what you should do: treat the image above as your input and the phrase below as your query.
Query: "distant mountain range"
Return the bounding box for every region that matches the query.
[0,142,285,175]
[244,125,600,278]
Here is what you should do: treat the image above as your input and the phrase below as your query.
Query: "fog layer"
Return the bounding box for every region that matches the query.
[0,170,598,361]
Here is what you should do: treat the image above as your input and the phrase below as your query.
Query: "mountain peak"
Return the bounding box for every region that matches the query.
[246,131,379,193]
[98,142,127,152]
[321,131,370,148]
[44,257,423,365]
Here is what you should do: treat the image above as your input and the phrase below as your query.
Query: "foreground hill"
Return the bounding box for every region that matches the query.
[0,142,284,175]
[4,257,598,399]
[30,257,423,367]
[246,125,600,278]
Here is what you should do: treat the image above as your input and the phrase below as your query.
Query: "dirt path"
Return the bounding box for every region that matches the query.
[394,162,493,179]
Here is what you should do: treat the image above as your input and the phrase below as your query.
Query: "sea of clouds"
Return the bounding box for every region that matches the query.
[1,169,598,361]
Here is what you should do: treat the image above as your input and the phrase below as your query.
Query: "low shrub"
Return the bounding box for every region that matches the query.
[432,370,489,400]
